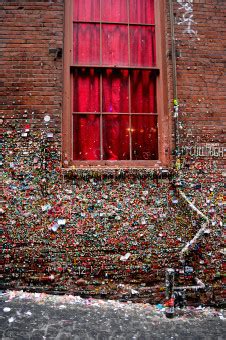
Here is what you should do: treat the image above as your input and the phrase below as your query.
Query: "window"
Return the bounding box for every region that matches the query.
[63,0,169,166]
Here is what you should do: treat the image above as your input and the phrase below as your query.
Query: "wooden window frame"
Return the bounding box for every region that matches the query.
[63,0,171,168]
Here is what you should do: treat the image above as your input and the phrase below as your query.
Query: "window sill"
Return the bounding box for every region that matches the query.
[63,160,165,168]
[61,161,172,179]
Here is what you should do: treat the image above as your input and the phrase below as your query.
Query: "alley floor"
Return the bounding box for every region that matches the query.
[0,291,225,340]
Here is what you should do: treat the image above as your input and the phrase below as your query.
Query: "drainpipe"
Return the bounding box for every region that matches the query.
[178,189,209,262]
[165,195,207,314]
[169,0,180,152]
[166,0,208,290]
[175,277,205,291]
[165,3,207,312]
[173,189,208,291]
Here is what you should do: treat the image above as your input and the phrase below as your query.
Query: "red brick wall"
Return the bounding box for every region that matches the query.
[1,1,224,305]
[0,0,64,131]
[166,0,225,161]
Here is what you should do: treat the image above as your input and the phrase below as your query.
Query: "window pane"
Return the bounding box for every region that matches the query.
[103,115,130,160]
[131,70,157,113]
[73,69,100,112]
[73,23,100,64]
[73,0,100,21]
[102,69,129,113]
[129,0,155,24]
[73,114,100,160]
[132,115,158,160]
[130,26,156,66]
[102,0,128,23]
[102,24,128,66]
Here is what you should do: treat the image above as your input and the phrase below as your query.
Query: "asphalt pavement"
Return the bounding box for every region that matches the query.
[0,291,225,340]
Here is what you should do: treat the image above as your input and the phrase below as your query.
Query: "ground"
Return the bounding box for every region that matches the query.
[0,291,225,340]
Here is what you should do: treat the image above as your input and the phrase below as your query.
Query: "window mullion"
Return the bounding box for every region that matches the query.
[127,0,130,66]
[100,72,103,160]
[129,72,132,161]
[128,0,132,161]
[100,0,102,65]
[99,0,103,160]
[73,20,155,27]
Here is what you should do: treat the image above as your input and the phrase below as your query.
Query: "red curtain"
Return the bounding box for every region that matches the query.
[73,23,100,65]
[102,69,129,113]
[73,68,100,113]
[129,0,155,24]
[102,69,129,160]
[130,70,158,160]
[73,0,157,161]
[132,115,158,160]
[130,26,156,67]
[73,0,100,21]
[102,24,128,66]
[102,0,128,23]
[73,0,155,24]
[73,114,100,160]
[73,69,100,160]
[131,70,157,113]
[103,115,130,160]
